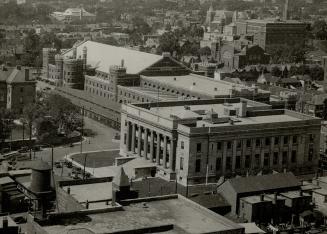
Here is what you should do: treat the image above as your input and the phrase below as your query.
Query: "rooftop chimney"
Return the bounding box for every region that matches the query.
[25,68,30,81]
[239,100,247,117]
[121,59,125,67]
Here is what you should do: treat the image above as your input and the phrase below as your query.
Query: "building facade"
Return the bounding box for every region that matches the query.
[120,98,321,185]
[0,66,36,114]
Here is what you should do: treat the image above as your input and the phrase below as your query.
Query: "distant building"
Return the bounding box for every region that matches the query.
[205,6,234,33]
[0,66,36,114]
[51,8,96,24]
[236,19,308,52]
[120,98,321,185]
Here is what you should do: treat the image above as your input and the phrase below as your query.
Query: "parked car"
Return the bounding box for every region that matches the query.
[54,162,62,168]
[18,147,29,153]
[32,145,42,152]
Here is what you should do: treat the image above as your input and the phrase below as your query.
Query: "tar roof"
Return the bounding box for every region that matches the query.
[63,40,163,75]
[227,172,300,194]
[42,195,243,234]
[142,74,269,97]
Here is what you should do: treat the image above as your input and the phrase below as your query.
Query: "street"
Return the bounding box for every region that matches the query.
[33,116,120,172]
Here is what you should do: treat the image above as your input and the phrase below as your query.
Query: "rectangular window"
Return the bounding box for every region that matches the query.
[236,156,241,169]
[256,139,261,147]
[274,137,279,145]
[282,151,288,165]
[255,154,260,167]
[227,141,232,149]
[217,142,222,151]
[180,157,184,170]
[245,155,251,168]
[237,141,242,149]
[293,136,297,144]
[181,141,184,149]
[216,157,221,170]
[273,152,279,165]
[246,139,251,148]
[265,137,270,146]
[291,150,296,163]
[310,134,315,142]
[196,143,201,153]
[195,159,201,172]
[124,134,126,144]
[20,87,24,92]
[264,153,269,166]
[284,136,288,145]
[308,148,314,161]
[226,157,232,170]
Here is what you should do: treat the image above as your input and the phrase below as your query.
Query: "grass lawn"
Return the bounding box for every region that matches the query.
[71,150,120,168]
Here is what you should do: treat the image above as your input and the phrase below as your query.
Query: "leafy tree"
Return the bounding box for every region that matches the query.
[0,109,14,147]
[271,66,282,77]
[158,31,180,55]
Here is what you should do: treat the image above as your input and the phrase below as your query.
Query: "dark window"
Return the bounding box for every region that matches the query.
[310,134,315,142]
[227,141,232,149]
[180,157,184,170]
[274,137,279,145]
[196,143,201,153]
[265,137,270,146]
[20,87,24,92]
[291,150,297,163]
[308,148,314,161]
[124,134,126,144]
[226,157,232,170]
[293,136,297,144]
[245,155,251,168]
[255,154,260,167]
[236,156,241,169]
[282,151,288,165]
[195,159,201,172]
[217,142,222,151]
[273,152,278,165]
[181,141,184,149]
[216,157,221,170]
[284,136,288,145]
[256,139,261,147]
[264,153,269,166]
[246,139,251,148]
[237,141,242,148]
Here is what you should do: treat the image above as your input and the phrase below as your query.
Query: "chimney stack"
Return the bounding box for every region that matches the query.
[283,0,289,21]
[25,68,30,81]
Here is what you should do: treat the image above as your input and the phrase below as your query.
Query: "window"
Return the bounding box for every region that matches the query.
[236,156,241,169]
[308,148,314,161]
[274,137,279,145]
[227,141,232,149]
[180,157,184,170]
[216,157,221,170]
[284,136,288,145]
[293,136,297,144]
[20,87,24,92]
[217,142,222,151]
[19,97,23,104]
[226,157,232,170]
[245,155,251,168]
[291,150,296,163]
[237,141,242,148]
[255,154,260,167]
[246,139,251,148]
[282,151,288,165]
[195,159,201,172]
[264,153,269,166]
[310,134,315,142]
[196,143,202,153]
[273,152,279,165]
[181,141,184,149]
[124,134,126,144]
[256,139,261,147]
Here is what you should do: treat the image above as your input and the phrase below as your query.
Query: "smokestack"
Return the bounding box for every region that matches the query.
[121,59,124,68]
[239,100,247,117]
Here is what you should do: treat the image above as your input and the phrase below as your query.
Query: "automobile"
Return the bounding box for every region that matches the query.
[32,145,42,152]
[84,172,91,178]
[18,147,29,153]
[72,167,82,173]
[71,172,79,180]
[54,162,62,168]
[66,161,73,168]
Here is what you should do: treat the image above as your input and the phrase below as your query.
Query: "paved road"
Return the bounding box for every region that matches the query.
[33,117,120,171]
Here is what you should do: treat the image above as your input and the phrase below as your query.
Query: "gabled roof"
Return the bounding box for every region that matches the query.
[62,40,163,75]
[226,172,300,194]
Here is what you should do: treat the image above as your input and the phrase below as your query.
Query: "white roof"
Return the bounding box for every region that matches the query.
[63,41,163,75]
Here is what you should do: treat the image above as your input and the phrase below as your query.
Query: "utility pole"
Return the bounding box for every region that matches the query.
[80,106,84,158]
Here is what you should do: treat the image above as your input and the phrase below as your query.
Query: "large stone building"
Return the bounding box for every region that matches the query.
[236,19,308,52]
[119,98,321,185]
[0,66,36,114]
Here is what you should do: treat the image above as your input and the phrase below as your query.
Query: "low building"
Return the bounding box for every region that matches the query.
[51,8,96,24]
[0,66,36,114]
[120,97,320,185]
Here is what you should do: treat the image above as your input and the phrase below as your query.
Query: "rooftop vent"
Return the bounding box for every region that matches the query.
[173,77,176,81]
[193,82,196,86]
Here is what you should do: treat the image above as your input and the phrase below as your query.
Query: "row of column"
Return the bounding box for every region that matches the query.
[126,122,174,170]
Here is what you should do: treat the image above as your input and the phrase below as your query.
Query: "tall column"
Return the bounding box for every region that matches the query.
[232,140,237,172]
[143,128,148,158]
[126,121,131,152]
[150,130,154,162]
[137,125,142,156]
[169,138,174,170]
[156,133,161,165]
[131,123,136,153]
[222,142,227,174]
[163,136,167,168]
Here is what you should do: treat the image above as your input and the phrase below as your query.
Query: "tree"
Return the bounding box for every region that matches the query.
[271,66,282,77]
[158,31,180,55]
[0,109,14,147]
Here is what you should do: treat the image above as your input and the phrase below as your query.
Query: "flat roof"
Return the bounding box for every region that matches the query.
[42,195,243,234]
[141,74,269,97]
[62,182,112,204]
[119,86,179,101]
[245,19,307,25]
[149,103,302,126]
[280,191,310,199]
[241,195,271,204]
